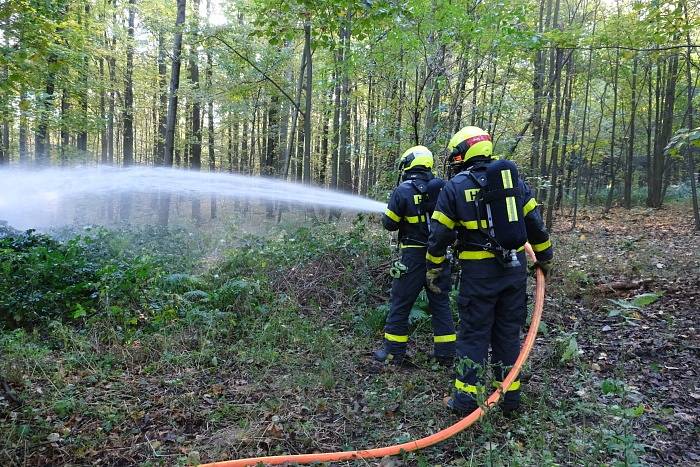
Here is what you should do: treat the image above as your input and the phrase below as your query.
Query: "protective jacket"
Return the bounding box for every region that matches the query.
[426,159,553,412]
[427,161,553,276]
[380,169,456,358]
[382,170,439,247]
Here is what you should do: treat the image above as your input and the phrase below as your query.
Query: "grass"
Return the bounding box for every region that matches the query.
[1,204,699,465]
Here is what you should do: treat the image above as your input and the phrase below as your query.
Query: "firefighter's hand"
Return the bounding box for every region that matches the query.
[426,267,443,294]
[530,260,553,279]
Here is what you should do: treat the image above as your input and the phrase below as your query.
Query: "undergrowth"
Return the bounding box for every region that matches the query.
[1,206,697,465]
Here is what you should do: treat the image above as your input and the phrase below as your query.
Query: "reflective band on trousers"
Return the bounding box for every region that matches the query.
[458,245,524,260]
[493,380,521,392]
[434,334,456,343]
[455,379,521,393]
[384,333,409,343]
[426,252,446,264]
[454,379,479,394]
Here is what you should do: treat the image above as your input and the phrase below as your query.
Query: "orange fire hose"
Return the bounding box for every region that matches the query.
[202,244,545,467]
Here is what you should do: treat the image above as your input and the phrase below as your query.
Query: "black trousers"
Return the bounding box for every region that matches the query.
[383,248,455,357]
[452,268,527,410]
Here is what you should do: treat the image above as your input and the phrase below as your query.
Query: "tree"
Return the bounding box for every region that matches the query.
[122,0,136,167]
[164,0,187,167]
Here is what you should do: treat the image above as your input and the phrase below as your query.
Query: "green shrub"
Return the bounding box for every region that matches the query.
[210,279,260,311]
[0,227,168,331]
[0,229,99,327]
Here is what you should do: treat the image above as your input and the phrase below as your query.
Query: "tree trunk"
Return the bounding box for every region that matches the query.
[330,59,341,188]
[649,53,679,208]
[154,31,168,165]
[189,0,202,223]
[282,53,305,181]
[363,75,374,195]
[107,47,116,164]
[60,88,70,164]
[229,117,236,172]
[536,0,557,191]
[99,58,108,164]
[160,0,187,226]
[604,48,621,213]
[302,20,313,185]
[555,58,574,212]
[545,47,563,230]
[249,96,257,175]
[682,1,700,229]
[623,56,638,209]
[451,51,469,134]
[423,43,445,146]
[241,115,249,174]
[77,5,90,154]
[163,0,187,167]
[337,14,352,192]
[320,87,331,186]
[584,80,609,205]
[122,0,135,167]
[19,91,29,163]
[36,56,57,164]
[206,0,216,219]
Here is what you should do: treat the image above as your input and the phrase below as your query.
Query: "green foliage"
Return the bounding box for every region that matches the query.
[162,273,209,294]
[210,279,261,312]
[664,127,700,157]
[601,378,626,395]
[0,228,99,327]
[553,332,580,365]
[408,291,431,326]
[607,291,663,319]
[355,304,388,335]
[0,227,187,331]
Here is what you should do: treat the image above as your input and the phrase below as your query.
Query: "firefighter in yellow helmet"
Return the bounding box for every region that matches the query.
[426,126,553,415]
[374,146,456,366]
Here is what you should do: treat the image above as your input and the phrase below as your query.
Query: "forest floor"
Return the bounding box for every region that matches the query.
[1,203,699,466]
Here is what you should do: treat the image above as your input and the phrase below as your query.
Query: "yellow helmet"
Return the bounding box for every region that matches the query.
[448,126,493,166]
[399,145,434,171]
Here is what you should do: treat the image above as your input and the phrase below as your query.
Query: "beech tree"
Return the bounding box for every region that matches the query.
[0,0,697,227]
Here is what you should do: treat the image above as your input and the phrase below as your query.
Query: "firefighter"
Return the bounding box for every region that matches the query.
[426,126,553,415]
[374,145,456,366]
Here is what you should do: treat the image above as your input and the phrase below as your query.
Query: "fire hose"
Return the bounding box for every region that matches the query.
[202,243,546,467]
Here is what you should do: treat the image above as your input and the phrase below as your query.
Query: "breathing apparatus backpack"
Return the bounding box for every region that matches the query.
[389,176,445,279]
[468,159,528,267]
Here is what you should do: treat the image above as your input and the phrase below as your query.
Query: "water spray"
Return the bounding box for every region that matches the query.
[0,166,386,228]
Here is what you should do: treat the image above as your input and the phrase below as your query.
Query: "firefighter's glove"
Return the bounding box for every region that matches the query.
[389,260,408,279]
[426,267,443,294]
[530,260,553,279]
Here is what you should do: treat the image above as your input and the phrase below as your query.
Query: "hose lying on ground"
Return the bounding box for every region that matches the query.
[202,243,545,467]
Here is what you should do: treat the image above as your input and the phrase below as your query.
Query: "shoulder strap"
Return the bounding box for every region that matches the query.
[467,171,488,190]
[409,179,428,193]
